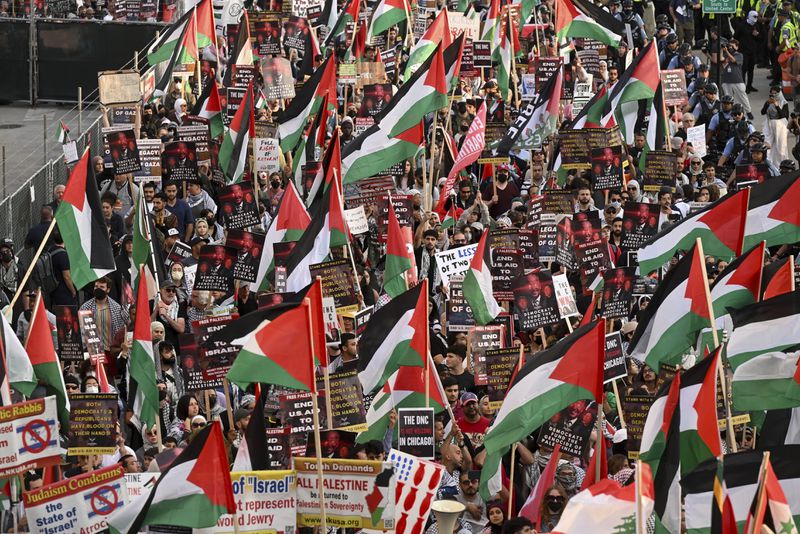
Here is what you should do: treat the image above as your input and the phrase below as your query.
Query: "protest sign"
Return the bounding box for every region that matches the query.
[538,401,598,456]
[356,62,389,88]
[397,408,435,459]
[473,40,492,67]
[225,87,247,126]
[735,163,769,188]
[280,392,327,456]
[284,15,310,52]
[161,141,198,181]
[105,128,142,174]
[590,146,624,190]
[467,325,504,385]
[537,214,557,263]
[67,393,118,455]
[686,125,707,158]
[219,182,260,229]
[133,138,162,183]
[485,347,520,410]
[266,428,292,470]
[324,368,368,432]
[358,84,393,118]
[295,458,396,529]
[98,70,141,105]
[55,305,83,361]
[518,228,539,269]
[644,150,678,192]
[310,259,359,314]
[343,206,369,235]
[166,241,193,267]
[177,124,210,163]
[446,276,476,332]
[211,471,297,533]
[124,472,160,502]
[555,215,578,271]
[195,315,240,382]
[78,309,104,359]
[251,13,282,55]
[195,245,236,292]
[62,141,79,165]
[491,247,524,301]
[552,273,578,318]
[226,230,266,283]
[24,465,128,534]
[533,57,562,91]
[660,69,688,106]
[343,176,395,209]
[604,332,627,383]
[254,138,282,174]
[487,228,520,250]
[0,397,61,476]
[621,202,659,249]
[603,267,636,318]
[376,194,414,242]
[542,191,574,215]
[623,394,653,458]
[354,306,373,340]
[178,333,216,390]
[262,57,296,99]
[575,237,611,292]
[232,64,257,89]
[513,270,560,330]
[435,244,478,285]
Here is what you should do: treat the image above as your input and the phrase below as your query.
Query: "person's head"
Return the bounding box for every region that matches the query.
[177,394,200,420]
[152,192,168,212]
[164,182,178,202]
[502,517,534,534]
[442,376,459,404]
[83,375,100,393]
[487,502,505,526]
[163,436,178,449]
[659,191,672,209]
[542,485,568,517]
[423,229,438,251]
[120,454,140,473]
[340,332,358,358]
[461,392,479,417]
[160,280,178,303]
[65,375,80,395]
[641,364,656,383]
[53,184,66,202]
[608,66,619,82]
[458,180,472,201]
[440,441,463,470]
[159,342,176,364]
[576,187,592,207]
[634,132,646,149]
[142,181,156,202]
[459,471,480,496]
[445,344,466,371]
[93,277,111,301]
[151,321,165,342]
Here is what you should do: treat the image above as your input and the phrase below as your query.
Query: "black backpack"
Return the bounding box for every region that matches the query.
[32,248,64,296]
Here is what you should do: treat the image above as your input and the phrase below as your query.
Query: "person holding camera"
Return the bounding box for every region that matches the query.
[720,39,753,119]
[763,85,792,165]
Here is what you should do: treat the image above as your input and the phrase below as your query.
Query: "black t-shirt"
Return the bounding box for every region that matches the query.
[157,301,189,353]
[451,370,476,393]
[50,247,75,306]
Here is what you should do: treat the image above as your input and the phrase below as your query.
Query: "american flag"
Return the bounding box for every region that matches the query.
[387,449,444,534]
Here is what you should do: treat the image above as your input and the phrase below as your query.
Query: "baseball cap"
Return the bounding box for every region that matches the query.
[461,392,479,405]
[160,279,177,289]
[166,228,180,237]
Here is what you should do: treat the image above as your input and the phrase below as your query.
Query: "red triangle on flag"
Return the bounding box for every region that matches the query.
[186,422,237,511]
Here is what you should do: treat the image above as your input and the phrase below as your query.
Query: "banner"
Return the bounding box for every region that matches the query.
[295,458,396,530]
[435,244,478,285]
[24,465,128,533]
[397,408,435,459]
[0,397,61,476]
[67,393,119,455]
[210,471,297,533]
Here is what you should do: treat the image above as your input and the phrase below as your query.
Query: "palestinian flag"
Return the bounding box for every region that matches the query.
[327,177,350,248]
[759,406,800,447]
[549,471,654,534]
[219,81,255,184]
[480,0,501,48]
[194,0,216,50]
[291,92,329,185]
[284,185,334,292]
[232,390,269,471]
[638,83,669,165]
[191,80,224,139]
[519,444,562,526]
[570,85,610,129]
[679,352,722,477]
[404,8,451,79]
[357,363,446,444]
[146,8,194,66]
[628,243,713,370]
[581,428,608,490]
[0,311,35,399]
[152,17,199,98]
[602,41,660,126]
[254,181,310,291]
[131,189,164,298]
[25,294,70,429]
[55,149,116,290]
[222,10,254,87]
[726,291,800,371]
[682,447,800,533]
[55,121,70,144]
[349,20,367,61]
[278,54,336,153]
[496,67,561,154]
[107,423,236,534]
[493,8,519,103]
[637,188,748,275]
[711,457,738,534]
[384,201,416,298]
[480,320,605,500]
[227,302,315,391]
[443,33,466,90]
[128,266,159,433]
[763,256,795,300]
[744,171,800,249]
[555,0,625,46]
[709,241,765,323]
[342,121,424,185]
[732,347,800,411]
[367,0,404,41]
[639,375,682,534]
[441,203,457,231]
[463,229,502,325]
[324,0,361,49]
[746,456,800,534]
[357,281,429,394]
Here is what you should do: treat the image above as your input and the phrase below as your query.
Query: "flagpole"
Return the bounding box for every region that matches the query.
[611,380,626,428]
[748,451,771,534]
[428,111,439,214]
[595,400,603,483]
[635,459,644,534]
[507,442,517,518]
[304,298,328,530]
[695,237,737,452]
[424,279,431,408]
[317,279,334,431]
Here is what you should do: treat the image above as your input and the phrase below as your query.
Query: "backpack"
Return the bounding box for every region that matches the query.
[32,248,63,296]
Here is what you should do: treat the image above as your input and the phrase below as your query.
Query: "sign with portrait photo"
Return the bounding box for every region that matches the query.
[621,202,659,249]
[591,146,624,190]
[55,305,83,362]
[105,128,142,174]
[219,182,260,229]
[512,270,561,330]
[226,229,266,283]
[261,57,296,99]
[602,267,636,318]
[161,141,198,181]
[194,244,237,292]
[537,400,598,456]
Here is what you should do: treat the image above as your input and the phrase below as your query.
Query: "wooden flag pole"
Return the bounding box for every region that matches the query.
[507,442,518,518]
[635,459,644,534]
[595,401,603,482]
[611,380,626,428]
[424,279,431,408]
[222,378,235,432]
[305,298,328,530]
[748,451,771,534]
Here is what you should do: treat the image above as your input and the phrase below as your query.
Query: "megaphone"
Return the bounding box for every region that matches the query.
[430,500,466,534]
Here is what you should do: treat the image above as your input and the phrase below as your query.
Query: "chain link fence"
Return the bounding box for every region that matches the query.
[0,116,103,249]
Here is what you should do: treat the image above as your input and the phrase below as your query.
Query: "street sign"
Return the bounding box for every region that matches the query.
[703,0,736,14]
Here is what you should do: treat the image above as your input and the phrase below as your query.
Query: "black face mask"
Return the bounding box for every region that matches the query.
[23,310,31,321]
[546,500,564,513]
[0,251,12,262]
[347,110,357,118]
[271,180,281,188]
[93,288,107,300]
[160,135,172,143]
[162,356,176,365]
[497,173,508,183]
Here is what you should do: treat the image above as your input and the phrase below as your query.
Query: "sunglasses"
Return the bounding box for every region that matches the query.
[192,422,207,428]
[460,190,471,194]
[546,496,565,502]
[163,288,176,293]
[691,161,702,165]
[66,385,79,391]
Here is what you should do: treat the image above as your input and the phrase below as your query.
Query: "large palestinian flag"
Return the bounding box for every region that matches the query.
[146,8,194,66]
[496,67,561,153]
[368,0,409,40]
[679,353,722,477]
[628,243,713,370]
[709,241,765,323]
[555,0,625,46]
[726,290,800,371]
[55,149,116,290]
[732,347,800,411]
[480,320,605,500]
[463,229,502,325]
[219,82,255,184]
[191,79,224,138]
[744,171,800,249]
[128,266,159,433]
[107,423,236,533]
[404,8,451,79]
[278,55,336,153]
[357,281,429,394]
[284,185,334,292]
[384,201,416,298]
[342,121,424,185]
[637,188,748,275]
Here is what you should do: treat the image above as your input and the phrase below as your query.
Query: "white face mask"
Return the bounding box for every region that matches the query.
[85,386,99,394]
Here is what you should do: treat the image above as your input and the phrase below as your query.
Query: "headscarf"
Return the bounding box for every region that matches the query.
[173,98,187,124]
[627,179,645,202]
[555,463,579,495]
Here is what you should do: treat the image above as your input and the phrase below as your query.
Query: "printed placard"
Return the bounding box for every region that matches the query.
[485,347,519,409]
[467,325,504,386]
[219,182,260,229]
[55,305,83,361]
[446,276,476,332]
[491,247,524,301]
[513,270,560,330]
[67,393,119,455]
[105,128,142,174]
[604,332,627,383]
[537,401,598,456]
[0,397,61,476]
[78,310,103,359]
[161,141,198,181]
[254,137,282,174]
[552,273,578,318]
[226,229,266,283]
[325,368,368,432]
[621,202,659,249]
[280,392,327,456]
[343,206,369,235]
[309,259,359,314]
[212,471,297,533]
[602,267,636,319]
[397,408,435,459]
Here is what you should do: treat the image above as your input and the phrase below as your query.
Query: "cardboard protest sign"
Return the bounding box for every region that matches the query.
[623,394,653,458]
[485,347,520,410]
[67,393,118,455]
[467,325,504,385]
[177,333,215,390]
[161,141,198,181]
[24,465,128,534]
[324,368,368,432]
[105,128,142,174]
[195,315,240,382]
[310,259,359,314]
[491,247,524,301]
[591,146,624,190]
[295,458,396,529]
[537,400,598,456]
[660,69,688,106]
[219,182,260,229]
[133,138,162,183]
[621,202,659,249]
[254,138,282,174]
[552,273,578,318]
[280,392,327,456]
[356,62,389,88]
[78,310,104,360]
[446,276,476,332]
[55,305,83,361]
[266,428,292,469]
[643,150,678,192]
[177,124,210,163]
[376,195,414,242]
[537,214,557,263]
[98,70,141,105]
[0,397,61,476]
[226,229,266,283]
[603,267,636,318]
[604,332,627,383]
[212,471,297,533]
[513,270,561,330]
[435,244,478,285]
[343,206,369,235]
[397,408,435,459]
[262,57,296,99]
[194,244,237,292]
